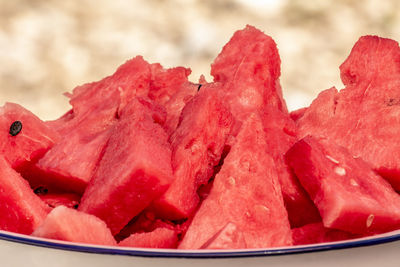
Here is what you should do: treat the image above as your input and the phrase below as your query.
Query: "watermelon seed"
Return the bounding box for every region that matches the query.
[325,155,339,164]
[227,177,236,186]
[366,214,375,228]
[9,121,22,136]
[197,84,202,91]
[334,166,346,176]
[350,179,359,186]
[34,186,48,195]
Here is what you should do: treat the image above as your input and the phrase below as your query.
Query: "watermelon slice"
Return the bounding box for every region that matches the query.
[292,222,358,245]
[260,107,320,228]
[0,102,58,173]
[32,206,116,246]
[118,227,178,248]
[285,136,400,235]
[0,155,49,234]
[35,56,153,193]
[296,36,400,190]
[79,98,173,235]
[211,25,287,135]
[152,84,234,220]
[179,114,292,249]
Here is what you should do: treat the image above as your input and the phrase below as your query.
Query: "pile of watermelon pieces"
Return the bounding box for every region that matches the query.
[2,25,400,249]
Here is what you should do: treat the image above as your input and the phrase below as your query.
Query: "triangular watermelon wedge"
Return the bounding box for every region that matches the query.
[32,206,116,246]
[79,98,173,235]
[0,102,58,173]
[296,36,400,190]
[0,155,49,234]
[151,84,234,220]
[179,114,292,249]
[286,136,400,235]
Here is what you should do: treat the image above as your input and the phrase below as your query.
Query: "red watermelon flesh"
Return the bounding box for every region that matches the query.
[79,99,173,235]
[296,36,400,190]
[200,222,246,249]
[149,64,192,105]
[292,222,358,246]
[260,107,321,228]
[285,136,400,235]
[34,128,113,194]
[34,57,154,193]
[289,107,308,122]
[179,114,292,249]
[0,102,58,173]
[114,209,175,242]
[211,25,287,135]
[148,64,198,135]
[151,84,234,220]
[32,206,116,246]
[118,227,178,248]
[0,156,49,234]
[162,83,198,136]
[68,56,151,118]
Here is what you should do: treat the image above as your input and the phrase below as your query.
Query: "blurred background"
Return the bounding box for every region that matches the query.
[1,0,400,120]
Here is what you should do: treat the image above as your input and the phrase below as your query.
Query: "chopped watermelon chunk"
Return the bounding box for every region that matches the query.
[0,156,49,234]
[297,36,400,190]
[292,222,358,245]
[79,99,173,235]
[211,25,287,130]
[179,114,292,249]
[260,107,320,228]
[118,227,178,248]
[32,206,116,246]
[152,85,234,220]
[0,102,58,172]
[286,136,400,235]
[35,56,153,193]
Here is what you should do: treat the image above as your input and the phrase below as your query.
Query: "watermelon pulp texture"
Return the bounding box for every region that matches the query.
[32,206,116,246]
[296,36,400,191]
[79,98,173,235]
[118,227,178,248]
[260,107,320,228]
[286,136,400,235]
[179,114,292,249]
[0,102,58,173]
[0,156,49,234]
[211,25,287,122]
[292,222,358,245]
[152,84,234,220]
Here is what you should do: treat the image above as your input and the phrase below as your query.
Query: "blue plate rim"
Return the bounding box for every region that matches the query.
[1,229,400,258]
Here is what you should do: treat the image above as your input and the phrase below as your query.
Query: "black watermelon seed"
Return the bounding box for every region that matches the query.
[34,186,48,195]
[197,84,202,91]
[9,121,22,136]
